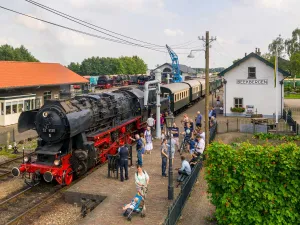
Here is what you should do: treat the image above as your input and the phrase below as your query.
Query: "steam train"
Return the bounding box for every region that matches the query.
[12,88,168,185]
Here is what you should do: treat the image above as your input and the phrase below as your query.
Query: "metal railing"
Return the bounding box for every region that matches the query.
[163,158,203,225]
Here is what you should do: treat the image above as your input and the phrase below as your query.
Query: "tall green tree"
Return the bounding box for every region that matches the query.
[68,62,82,74]
[268,36,285,57]
[0,44,39,62]
[285,28,300,57]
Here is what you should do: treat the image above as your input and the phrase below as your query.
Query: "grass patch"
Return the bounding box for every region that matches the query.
[0,149,19,158]
[284,93,300,99]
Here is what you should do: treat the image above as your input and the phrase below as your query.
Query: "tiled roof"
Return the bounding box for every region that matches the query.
[0,61,88,89]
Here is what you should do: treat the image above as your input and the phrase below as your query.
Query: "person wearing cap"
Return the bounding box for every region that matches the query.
[118,140,129,182]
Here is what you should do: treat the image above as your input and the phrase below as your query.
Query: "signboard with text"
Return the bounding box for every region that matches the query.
[236,79,268,85]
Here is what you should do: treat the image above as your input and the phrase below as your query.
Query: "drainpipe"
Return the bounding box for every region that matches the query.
[144,69,161,138]
[223,79,227,116]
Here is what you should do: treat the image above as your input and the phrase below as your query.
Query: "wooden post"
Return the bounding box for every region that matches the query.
[237,118,239,131]
[226,119,229,133]
[6,131,10,152]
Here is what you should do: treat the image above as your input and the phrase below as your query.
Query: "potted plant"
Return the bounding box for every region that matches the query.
[230,107,245,113]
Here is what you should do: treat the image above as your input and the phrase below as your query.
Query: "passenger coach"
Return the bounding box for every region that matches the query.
[182,80,201,102]
[160,83,190,114]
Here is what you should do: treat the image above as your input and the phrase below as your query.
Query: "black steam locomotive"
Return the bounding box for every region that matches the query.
[12,88,168,185]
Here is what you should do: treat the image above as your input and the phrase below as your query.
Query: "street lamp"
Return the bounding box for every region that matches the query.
[187,49,205,58]
[165,114,175,200]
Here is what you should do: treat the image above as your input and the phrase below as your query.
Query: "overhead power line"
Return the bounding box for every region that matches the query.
[25,0,197,51]
[0,5,167,53]
[25,0,165,48]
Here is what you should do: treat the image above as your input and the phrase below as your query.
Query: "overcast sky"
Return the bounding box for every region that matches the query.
[1,0,299,69]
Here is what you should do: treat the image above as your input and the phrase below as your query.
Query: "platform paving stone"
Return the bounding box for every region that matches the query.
[69,93,215,225]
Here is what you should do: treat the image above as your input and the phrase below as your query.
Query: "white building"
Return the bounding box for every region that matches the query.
[219,52,290,118]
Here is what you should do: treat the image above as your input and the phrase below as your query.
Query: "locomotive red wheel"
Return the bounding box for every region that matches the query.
[64,168,73,185]
[55,168,73,185]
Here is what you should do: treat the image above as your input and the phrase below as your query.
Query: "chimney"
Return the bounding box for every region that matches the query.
[257,48,261,56]
[245,53,247,57]
[255,48,257,53]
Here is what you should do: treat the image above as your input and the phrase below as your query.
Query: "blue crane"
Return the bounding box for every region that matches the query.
[166,44,182,82]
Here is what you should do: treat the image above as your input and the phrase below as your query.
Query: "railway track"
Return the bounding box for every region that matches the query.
[0,153,33,182]
[3,163,105,225]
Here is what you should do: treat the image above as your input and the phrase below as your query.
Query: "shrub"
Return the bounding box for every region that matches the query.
[230,107,245,113]
[254,133,300,141]
[205,142,300,225]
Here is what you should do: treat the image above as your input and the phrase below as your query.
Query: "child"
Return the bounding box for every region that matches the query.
[123,197,139,211]
[161,130,166,140]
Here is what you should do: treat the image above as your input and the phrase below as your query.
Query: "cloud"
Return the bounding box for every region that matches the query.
[0,37,20,47]
[164,29,184,37]
[57,30,95,47]
[15,15,47,31]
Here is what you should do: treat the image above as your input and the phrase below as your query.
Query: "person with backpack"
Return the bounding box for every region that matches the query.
[135,165,149,192]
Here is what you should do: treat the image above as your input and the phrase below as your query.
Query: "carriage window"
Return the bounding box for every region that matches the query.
[12,102,17,114]
[6,102,11,115]
[18,101,23,113]
[0,102,3,115]
[164,93,169,98]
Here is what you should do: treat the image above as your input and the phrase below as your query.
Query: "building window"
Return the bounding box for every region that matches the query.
[248,67,256,79]
[18,101,23,113]
[12,101,17,114]
[234,98,243,108]
[6,102,11,115]
[44,91,52,102]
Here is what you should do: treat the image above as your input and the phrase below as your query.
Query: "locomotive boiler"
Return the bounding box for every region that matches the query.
[12,88,168,185]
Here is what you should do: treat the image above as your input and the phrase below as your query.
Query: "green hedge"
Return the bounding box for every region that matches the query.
[205,142,300,225]
[254,133,300,141]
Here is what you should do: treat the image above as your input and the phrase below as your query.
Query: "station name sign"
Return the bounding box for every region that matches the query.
[236,79,268,85]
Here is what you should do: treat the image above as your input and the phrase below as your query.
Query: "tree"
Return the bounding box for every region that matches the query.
[68,62,82,75]
[233,58,241,64]
[285,28,300,57]
[268,36,285,57]
[290,52,300,87]
[0,44,39,62]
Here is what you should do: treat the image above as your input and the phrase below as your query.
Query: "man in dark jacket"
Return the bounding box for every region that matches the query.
[208,107,217,120]
[118,140,129,182]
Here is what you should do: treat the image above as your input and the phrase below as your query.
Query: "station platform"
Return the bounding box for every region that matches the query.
[66,97,208,225]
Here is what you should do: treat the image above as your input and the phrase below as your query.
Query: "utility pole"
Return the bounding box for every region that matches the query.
[199,32,216,148]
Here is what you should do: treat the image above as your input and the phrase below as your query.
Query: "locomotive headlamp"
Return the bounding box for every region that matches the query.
[53,159,61,166]
[24,156,30,163]
[43,112,48,118]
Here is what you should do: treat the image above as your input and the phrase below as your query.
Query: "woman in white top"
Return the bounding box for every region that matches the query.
[135,165,149,192]
[144,126,153,154]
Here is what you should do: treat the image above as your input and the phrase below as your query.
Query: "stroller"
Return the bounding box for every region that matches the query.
[123,186,147,221]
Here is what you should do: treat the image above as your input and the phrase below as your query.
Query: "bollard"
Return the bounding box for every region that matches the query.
[237,118,239,131]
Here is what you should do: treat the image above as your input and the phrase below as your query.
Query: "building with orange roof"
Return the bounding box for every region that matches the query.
[0,61,88,126]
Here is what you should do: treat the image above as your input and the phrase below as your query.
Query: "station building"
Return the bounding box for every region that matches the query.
[219,51,290,118]
[153,63,197,78]
[0,61,88,126]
